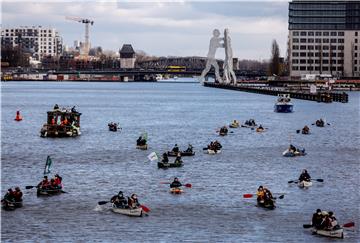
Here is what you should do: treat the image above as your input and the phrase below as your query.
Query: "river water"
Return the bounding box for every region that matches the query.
[1,81,359,242]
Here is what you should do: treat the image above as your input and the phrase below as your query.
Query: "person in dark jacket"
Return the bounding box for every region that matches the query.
[299,169,311,182]
[170,177,182,188]
[312,209,324,229]
[128,194,140,209]
[111,191,127,208]
[162,153,169,163]
[174,153,182,164]
[172,144,179,153]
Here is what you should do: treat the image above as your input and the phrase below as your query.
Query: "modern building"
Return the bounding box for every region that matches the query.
[288,0,360,78]
[1,26,63,61]
[119,44,135,69]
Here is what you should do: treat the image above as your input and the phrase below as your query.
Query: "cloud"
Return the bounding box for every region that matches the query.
[1,1,289,59]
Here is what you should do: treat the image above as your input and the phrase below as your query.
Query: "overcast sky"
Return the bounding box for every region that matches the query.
[2,0,290,60]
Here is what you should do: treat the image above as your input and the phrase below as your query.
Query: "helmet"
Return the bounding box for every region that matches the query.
[118,191,123,195]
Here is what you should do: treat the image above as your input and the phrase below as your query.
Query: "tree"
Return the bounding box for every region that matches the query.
[269,39,280,76]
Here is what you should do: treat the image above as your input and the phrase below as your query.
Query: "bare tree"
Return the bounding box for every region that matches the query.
[269,39,280,75]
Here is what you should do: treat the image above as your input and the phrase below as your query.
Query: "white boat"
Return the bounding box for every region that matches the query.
[312,228,344,239]
[274,94,293,113]
[298,180,313,188]
[207,149,221,155]
[111,204,143,217]
[282,148,306,157]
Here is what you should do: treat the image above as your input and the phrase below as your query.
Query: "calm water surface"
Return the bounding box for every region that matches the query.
[1,81,359,242]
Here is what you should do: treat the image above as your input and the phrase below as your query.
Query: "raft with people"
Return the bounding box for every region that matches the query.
[111,203,143,217]
[283,145,306,157]
[108,122,120,132]
[170,187,183,194]
[1,199,23,211]
[218,126,228,136]
[40,105,81,138]
[312,227,344,239]
[157,161,183,168]
[242,119,257,128]
[229,120,240,128]
[1,187,23,211]
[37,187,63,196]
[315,119,325,127]
[136,133,148,150]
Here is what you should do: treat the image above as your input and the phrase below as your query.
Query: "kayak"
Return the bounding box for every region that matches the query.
[170,187,183,194]
[282,149,306,157]
[167,151,195,157]
[111,204,143,217]
[298,180,313,188]
[1,200,23,210]
[205,149,221,155]
[312,228,344,239]
[256,128,266,133]
[257,200,276,210]
[229,123,240,128]
[37,187,63,196]
[158,161,183,168]
[136,144,148,150]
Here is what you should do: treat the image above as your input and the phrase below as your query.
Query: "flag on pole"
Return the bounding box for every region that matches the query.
[147,152,158,162]
[44,155,52,175]
[142,132,148,141]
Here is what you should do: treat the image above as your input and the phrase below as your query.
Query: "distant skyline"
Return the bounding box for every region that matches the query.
[2,0,290,60]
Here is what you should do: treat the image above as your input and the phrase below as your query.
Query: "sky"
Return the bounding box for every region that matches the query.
[1,0,290,60]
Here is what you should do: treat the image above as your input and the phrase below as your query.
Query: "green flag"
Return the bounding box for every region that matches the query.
[44,156,52,175]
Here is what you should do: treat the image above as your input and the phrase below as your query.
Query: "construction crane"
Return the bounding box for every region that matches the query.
[65,16,94,58]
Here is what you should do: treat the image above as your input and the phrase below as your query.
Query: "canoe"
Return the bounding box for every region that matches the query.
[37,187,63,196]
[282,149,306,157]
[229,123,239,128]
[136,144,148,150]
[170,187,183,194]
[257,200,276,210]
[312,228,344,239]
[111,204,143,217]
[167,151,195,157]
[298,180,313,188]
[158,161,183,168]
[1,200,23,210]
[206,149,221,155]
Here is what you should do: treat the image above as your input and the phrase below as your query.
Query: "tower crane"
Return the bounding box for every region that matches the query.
[65,16,94,58]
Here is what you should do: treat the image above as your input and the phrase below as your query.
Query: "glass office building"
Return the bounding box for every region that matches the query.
[288,0,360,78]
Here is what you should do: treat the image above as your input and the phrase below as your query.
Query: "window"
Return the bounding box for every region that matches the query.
[338,60,344,64]
[315,38,321,43]
[338,46,344,50]
[308,45,314,50]
[323,46,329,50]
[293,45,299,50]
[355,53,358,57]
[355,39,358,43]
[300,31,307,36]
[338,53,344,57]
[300,66,306,70]
[293,38,299,43]
[308,60,314,64]
[316,32,322,36]
[308,52,314,57]
[323,32,329,36]
[355,60,358,64]
[292,66,299,71]
[308,32,314,36]
[338,32,344,36]
[308,39,314,43]
[300,59,306,64]
[355,46,358,50]
[300,45,306,50]
[331,39,337,43]
[293,31,299,36]
[337,67,343,72]
[300,38,306,43]
[315,59,320,63]
[356,32,358,37]
[292,59,299,64]
[323,60,329,64]
[292,52,299,57]
[323,39,330,43]
[323,53,329,57]
[315,46,321,50]
[331,46,337,50]
[331,53,336,57]
[331,32,337,36]
[323,66,329,71]
[300,52,306,57]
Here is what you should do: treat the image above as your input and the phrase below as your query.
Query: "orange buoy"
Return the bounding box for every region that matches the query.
[14,111,23,121]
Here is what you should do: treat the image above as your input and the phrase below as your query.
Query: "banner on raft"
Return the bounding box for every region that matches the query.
[43,155,52,175]
[147,152,159,162]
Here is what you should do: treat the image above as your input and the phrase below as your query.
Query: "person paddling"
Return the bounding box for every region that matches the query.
[170,177,182,188]
[128,194,140,209]
[299,169,311,182]
[172,144,179,153]
[312,209,324,229]
[111,191,127,208]
[162,152,169,164]
[38,176,50,189]
[256,186,265,202]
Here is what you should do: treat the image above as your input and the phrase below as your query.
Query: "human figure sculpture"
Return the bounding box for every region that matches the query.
[223,28,237,84]
[200,29,224,83]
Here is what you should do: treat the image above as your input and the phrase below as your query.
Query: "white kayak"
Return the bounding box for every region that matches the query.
[111,204,143,217]
[312,228,344,239]
[207,149,221,155]
[298,180,313,188]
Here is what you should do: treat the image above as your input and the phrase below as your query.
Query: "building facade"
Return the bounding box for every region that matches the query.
[119,44,135,69]
[1,26,63,61]
[288,0,360,78]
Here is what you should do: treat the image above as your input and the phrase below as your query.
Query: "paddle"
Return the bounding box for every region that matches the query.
[26,185,37,189]
[288,179,324,184]
[296,130,300,133]
[160,182,192,188]
[303,222,354,229]
[243,194,284,199]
